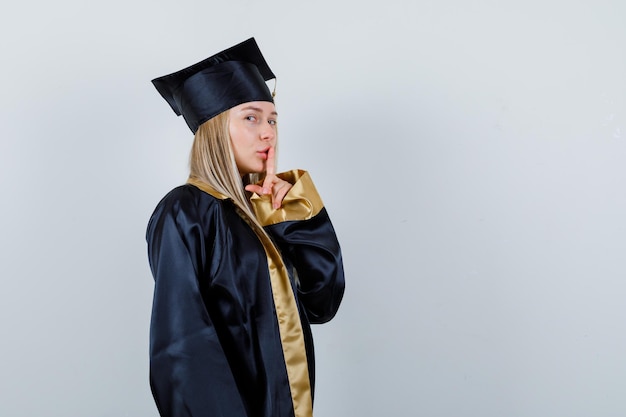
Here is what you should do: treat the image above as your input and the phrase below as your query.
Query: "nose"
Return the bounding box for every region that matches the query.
[260,123,275,142]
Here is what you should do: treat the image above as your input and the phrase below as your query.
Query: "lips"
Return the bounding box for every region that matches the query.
[257,148,270,160]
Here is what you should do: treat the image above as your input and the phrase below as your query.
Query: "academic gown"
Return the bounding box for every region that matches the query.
[146,170,345,417]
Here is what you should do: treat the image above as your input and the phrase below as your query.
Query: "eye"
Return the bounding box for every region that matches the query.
[268,119,277,126]
[245,115,257,122]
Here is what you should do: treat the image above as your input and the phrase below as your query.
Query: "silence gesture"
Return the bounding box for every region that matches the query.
[245,147,293,209]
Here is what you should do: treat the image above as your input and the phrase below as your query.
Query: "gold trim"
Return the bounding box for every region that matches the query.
[251,170,324,226]
[186,177,229,200]
[186,176,313,417]
[254,227,313,417]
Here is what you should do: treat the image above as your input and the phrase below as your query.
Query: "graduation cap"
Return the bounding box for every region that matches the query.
[152,38,276,133]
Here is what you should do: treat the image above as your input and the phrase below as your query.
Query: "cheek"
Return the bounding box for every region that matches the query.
[230,133,255,163]
[229,127,244,151]
[233,129,254,148]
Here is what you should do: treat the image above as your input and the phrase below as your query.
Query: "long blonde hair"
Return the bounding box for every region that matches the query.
[188,111,266,233]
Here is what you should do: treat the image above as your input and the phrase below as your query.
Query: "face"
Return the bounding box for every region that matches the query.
[228,101,278,175]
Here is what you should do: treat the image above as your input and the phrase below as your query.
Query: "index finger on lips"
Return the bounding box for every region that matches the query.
[261,147,276,194]
[265,147,276,177]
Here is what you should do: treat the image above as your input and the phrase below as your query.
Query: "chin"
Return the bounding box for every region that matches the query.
[253,163,266,174]
[242,168,264,176]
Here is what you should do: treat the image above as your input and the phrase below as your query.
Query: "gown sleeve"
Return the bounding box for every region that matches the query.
[146,187,247,417]
[250,170,345,324]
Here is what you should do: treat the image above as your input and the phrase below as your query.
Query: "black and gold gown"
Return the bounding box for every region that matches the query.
[146,170,345,417]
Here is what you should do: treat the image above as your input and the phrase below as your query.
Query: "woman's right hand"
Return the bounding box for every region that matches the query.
[245,147,292,209]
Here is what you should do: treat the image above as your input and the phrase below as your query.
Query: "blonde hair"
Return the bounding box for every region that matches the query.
[188,111,266,234]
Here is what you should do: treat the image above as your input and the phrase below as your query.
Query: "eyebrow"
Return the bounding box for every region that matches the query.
[238,105,278,116]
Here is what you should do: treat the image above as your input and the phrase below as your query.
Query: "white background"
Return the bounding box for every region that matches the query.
[1,1,625,416]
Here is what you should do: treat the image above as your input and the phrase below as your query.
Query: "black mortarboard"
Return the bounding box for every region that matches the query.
[152,38,276,133]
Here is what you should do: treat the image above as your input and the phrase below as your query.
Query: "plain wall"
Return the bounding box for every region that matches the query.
[1,0,625,416]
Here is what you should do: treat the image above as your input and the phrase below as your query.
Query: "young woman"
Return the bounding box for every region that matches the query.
[147,38,345,417]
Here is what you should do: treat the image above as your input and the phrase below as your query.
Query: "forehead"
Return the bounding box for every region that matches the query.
[231,101,277,114]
